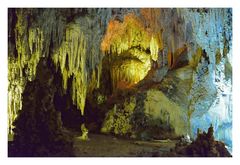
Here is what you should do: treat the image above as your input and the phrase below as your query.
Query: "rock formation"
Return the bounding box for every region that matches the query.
[168,125,231,157]
[9,59,74,156]
[8,8,232,156]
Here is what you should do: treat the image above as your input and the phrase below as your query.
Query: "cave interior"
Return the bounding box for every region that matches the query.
[8,8,232,157]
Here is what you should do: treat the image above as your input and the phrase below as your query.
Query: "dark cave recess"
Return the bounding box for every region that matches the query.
[8,8,232,157]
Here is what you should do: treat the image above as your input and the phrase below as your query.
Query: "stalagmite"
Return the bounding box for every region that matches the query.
[8,9,232,152]
[8,9,107,133]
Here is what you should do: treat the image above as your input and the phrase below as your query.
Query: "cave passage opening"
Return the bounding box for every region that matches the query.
[8,8,232,157]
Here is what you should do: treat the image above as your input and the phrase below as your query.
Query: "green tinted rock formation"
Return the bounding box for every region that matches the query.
[8,9,232,150]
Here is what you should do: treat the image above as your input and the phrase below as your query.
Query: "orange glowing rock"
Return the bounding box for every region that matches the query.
[168,44,188,69]
[101,12,163,58]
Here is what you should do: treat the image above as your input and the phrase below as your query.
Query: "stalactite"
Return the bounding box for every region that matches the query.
[150,36,159,61]
[101,13,164,91]
[52,25,86,115]
[8,10,45,134]
[110,59,148,91]
[101,13,163,58]
[52,17,105,115]
[8,9,232,150]
[179,9,232,147]
[8,9,107,133]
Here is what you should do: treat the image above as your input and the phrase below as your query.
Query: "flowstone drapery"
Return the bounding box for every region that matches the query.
[8,9,232,151]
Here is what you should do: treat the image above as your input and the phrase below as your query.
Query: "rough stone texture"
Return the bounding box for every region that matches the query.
[9,59,74,156]
[167,125,231,157]
[8,8,232,153]
[101,89,188,140]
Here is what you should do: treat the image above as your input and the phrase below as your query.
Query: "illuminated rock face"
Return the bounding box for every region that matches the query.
[100,8,232,148]
[101,90,188,139]
[51,18,104,115]
[143,89,188,136]
[8,9,111,133]
[8,8,232,150]
[111,58,149,90]
[101,13,163,91]
[181,9,232,149]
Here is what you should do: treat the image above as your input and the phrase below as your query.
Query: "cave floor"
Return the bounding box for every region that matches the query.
[73,133,177,157]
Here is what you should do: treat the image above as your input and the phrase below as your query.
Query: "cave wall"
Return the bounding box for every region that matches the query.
[8,8,114,133]
[8,8,143,133]
[100,8,232,147]
[181,9,232,148]
[8,8,232,148]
